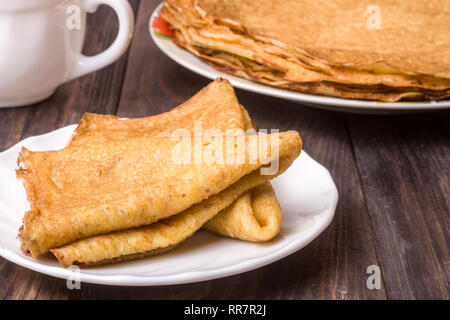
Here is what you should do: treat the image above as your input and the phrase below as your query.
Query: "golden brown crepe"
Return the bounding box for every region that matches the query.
[160,0,450,101]
[18,126,301,258]
[51,179,285,267]
[68,79,253,146]
[66,79,283,243]
[49,131,300,267]
[204,182,281,242]
[190,0,450,77]
[18,79,302,267]
[173,36,450,101]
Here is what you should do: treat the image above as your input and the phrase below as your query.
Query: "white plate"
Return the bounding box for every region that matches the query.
[0,125,338,286]
[149,3,450,114]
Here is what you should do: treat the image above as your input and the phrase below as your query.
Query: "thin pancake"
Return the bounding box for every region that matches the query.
[168,0,450,77]
[18,129,301,257]
[174,36,450,101]
[69,79,249,146]
[160,0,450,101]
[66,80,282,243]
[50,132,301,267]
[204,182,281,242]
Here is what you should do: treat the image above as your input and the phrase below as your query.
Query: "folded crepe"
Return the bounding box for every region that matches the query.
[204,182,281,242]
[18,128,301,258]
[17,81,302,266]
[159,0,450,101]
[66,79,282,243]
[51,179,282,267]
[68,79,255,146]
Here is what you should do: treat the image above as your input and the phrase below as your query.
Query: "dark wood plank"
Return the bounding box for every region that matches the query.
[1,265,46,300]
[36,275,83,300]
[347,111,450,299]
[74,0,386,299]
[0,0,140,300]
[0,107,29,151]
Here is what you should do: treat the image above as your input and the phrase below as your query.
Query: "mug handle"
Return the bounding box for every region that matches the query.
[66,0,134,82]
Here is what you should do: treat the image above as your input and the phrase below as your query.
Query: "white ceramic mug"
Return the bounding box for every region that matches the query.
[0,0,134,107]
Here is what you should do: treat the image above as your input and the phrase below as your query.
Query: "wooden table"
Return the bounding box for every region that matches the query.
[0,0,448,300]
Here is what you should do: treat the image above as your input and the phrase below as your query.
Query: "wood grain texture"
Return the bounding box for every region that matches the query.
[347,112,450,299]
[0,0,448,300]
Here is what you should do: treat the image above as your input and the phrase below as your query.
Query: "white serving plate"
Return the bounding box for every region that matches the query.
[149,3,450,114]
[0,125,338,286]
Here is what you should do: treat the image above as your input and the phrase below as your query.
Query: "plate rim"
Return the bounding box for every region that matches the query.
[0,125,338,286]
[149,3,450,113]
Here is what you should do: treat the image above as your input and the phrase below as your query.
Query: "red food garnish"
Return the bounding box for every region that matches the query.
[152,16,175,38]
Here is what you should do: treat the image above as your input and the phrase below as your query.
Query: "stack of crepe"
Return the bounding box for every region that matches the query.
[160,0,450,102]
[17,79,302,267]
